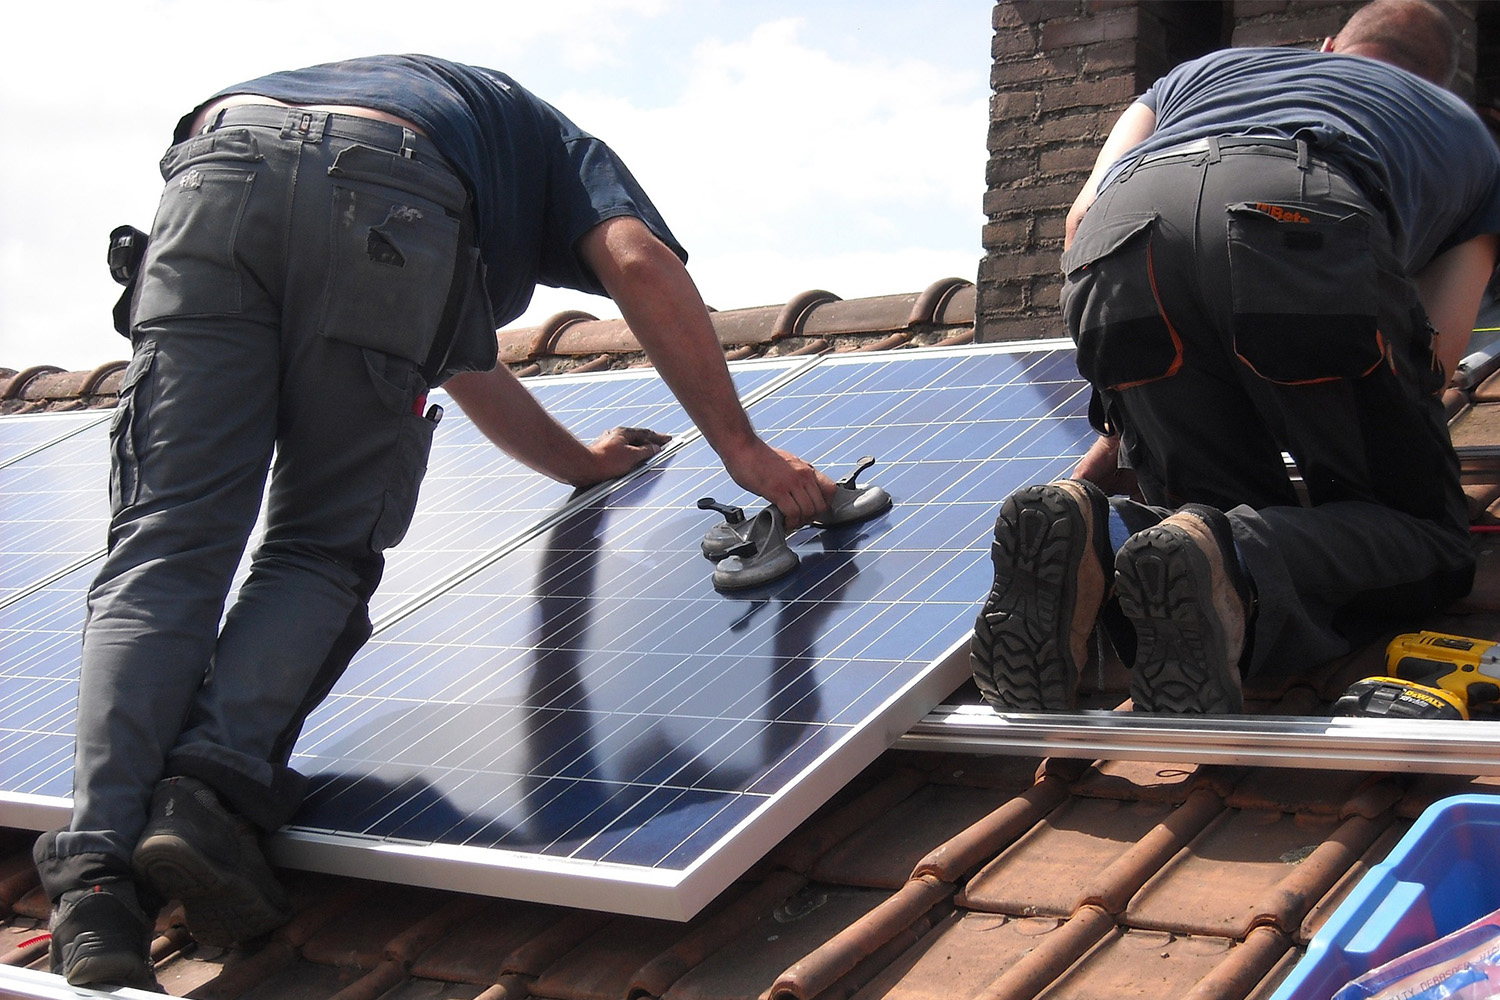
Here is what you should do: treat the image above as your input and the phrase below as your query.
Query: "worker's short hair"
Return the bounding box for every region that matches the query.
[1334,0,1459,88]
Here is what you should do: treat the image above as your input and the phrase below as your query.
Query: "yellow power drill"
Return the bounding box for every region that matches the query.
[1331,631,1500,721]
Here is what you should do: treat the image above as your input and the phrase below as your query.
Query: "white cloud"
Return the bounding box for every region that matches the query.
[0,0,990,372]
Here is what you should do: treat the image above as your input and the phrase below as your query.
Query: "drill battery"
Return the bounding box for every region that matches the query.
[1331,675,1469,720]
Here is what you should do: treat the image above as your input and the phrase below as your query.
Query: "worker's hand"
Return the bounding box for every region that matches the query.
[577,426,672,487]
[1070,434,1136,498]
[723,442,836,530]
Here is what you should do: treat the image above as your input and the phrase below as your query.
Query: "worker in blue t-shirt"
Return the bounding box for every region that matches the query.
[970,1,1500,719]
[34,57,835,989]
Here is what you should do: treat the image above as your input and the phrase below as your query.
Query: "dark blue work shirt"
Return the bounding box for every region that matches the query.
[1099,47,1500,274]
[180,54,686,328]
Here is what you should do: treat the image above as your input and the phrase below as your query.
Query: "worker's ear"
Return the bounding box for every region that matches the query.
[1320,36,1336,53]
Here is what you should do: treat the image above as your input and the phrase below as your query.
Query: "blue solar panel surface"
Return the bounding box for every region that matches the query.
[288,346,1093,886]
[0,420,112,604]
[0,343,1094,917]
[375,361,795,618]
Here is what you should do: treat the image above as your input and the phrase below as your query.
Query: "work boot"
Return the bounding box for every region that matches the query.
[971,479,1113,710]
[132,776,291,948]
[48,878,158,990]
[1115,504,1251,713]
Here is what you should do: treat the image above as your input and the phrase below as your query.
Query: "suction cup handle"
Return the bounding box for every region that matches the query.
[837,456,877,490]
[697,497,746,524]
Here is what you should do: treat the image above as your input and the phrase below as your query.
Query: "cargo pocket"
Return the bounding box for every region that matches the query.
[109,343,158,512]
[364,351,437,553]
[321,145,465,366]
[1226,201,1381,384]
[135,131,262,325]
[1061,213,1181,390]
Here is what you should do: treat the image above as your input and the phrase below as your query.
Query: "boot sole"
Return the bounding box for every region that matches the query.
[1116,525,1243,713]
[134,833,289,948]
[971,483,1106,710]
[59,935,157,990]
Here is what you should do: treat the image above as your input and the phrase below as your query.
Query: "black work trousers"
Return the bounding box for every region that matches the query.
[1061,140,1474,678]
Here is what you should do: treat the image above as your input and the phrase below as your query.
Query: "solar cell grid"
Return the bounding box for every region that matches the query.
[282,344,1093,915]
[0,342,1097,919]
[372,359,798,618]
[0,412,109,467]
[0,423,112,604]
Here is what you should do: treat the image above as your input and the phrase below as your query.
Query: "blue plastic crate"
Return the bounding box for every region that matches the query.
[1270,793,1500,1000]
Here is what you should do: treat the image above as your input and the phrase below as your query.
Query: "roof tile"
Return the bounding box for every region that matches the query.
[1224,770,1389,818]
[847,910,1048,1000]
[811,783,1020,890]
[923,753,1046,793]
[960,793,1214,918]
[375,978,488,999]
[410,901,602,984]
[1295,820,1410,946]
[231,957,367,1000]
[629,872,810,999]
[772,877,955,1000]
[1069,761,1235,805]
[768,765,932,874]
[300,885,453,970]
[912,776,1071,885]
[1051,924,1287,1000]
[659,885,890,1000]
[1125,808,1387,938]
[1075,788,1226,916]
[532,914,698,1000]
[965,906,1115,1000]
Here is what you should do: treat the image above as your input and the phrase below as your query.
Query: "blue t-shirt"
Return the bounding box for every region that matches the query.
[180,55,686,328]
[1102,47,1500,272]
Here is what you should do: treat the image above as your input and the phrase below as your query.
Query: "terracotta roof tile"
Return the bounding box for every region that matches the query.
[811,783,1017,890]
[772,877,955,1000]
[628,872,810,999]
[1045,926,1234,1000]
[659,885,890,1000]
[1125,807,1388,939]
[1223,770,1393,818]
[0,361,127,414]
[1294,820,1410,946]
[912,775,1071,886]
[961,796,1192,918]
[406,898,578,984]
[966,906,1115,1000]
[1069,760,1234,806]
[532,914,703,1000]
[847,910,1047,1000]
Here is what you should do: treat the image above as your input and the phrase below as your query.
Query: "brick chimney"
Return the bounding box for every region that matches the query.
[976,0,1481,345]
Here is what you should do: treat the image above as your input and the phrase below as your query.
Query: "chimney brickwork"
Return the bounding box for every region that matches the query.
[977,0,1480,344]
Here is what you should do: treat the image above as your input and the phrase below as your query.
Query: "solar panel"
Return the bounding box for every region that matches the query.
[279,343,1094,917]
[0,342,1095,920]
[374,359,800,620]
[0,419,112,604]
[0,411,110,467]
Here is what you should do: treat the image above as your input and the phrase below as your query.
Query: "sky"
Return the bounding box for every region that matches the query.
[0,1,992,373]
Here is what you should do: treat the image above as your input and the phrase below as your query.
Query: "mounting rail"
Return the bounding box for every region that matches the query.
[897,704,1500,775]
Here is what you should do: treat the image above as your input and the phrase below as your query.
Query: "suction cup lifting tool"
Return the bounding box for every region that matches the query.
[698,497,750,560]
[711,505,800,591]
[814,455,893,528]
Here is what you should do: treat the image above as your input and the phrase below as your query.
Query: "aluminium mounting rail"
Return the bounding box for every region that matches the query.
[895,703,1500,775]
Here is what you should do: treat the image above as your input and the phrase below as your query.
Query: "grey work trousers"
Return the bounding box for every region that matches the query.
[1060,140,1475,678]
[38,109,474,894]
